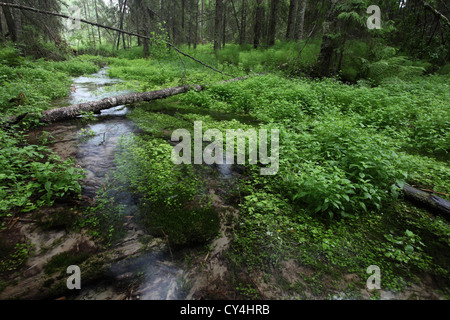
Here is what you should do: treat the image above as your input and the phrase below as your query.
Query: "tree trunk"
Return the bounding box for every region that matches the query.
[253,0,264,48]
[315,0,339,77]
[214,0,223,51]
[194,0,199,49]
[171,0,176,43]
[267,0,279,46]
[117,0,127,50]
[40,85,202,123]
[6,75,251,125]
[200,0,204,41]
[230,0,240,37]
[12,0,20,41]
[295,0,307,41]
[82,0,94,47]
[94,0,102,45]
[187,0,192,48]
[181,0,185,32]
[2,1,16,42]
[137,0,149,58]
[286,0,298,40]
[222,5,226,48]
[239,0,247,45]
[0,7,4,41]
[121,1,127,49]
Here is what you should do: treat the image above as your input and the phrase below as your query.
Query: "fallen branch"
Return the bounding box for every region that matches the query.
[412,186,450,197]
[402,184,450,220]
[422,0,450,29]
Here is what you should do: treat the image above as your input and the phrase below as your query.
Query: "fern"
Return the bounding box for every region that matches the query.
[367,56,428,84]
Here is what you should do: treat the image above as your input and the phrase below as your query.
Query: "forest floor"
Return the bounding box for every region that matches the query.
[1,47,449,300]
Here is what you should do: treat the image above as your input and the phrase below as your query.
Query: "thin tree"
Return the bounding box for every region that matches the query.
[214,0,223,51]
[286,0,298,40]
[239,0,247,45]
[267,0,279,46]
[295,0,307,41]
[0,7,3,41]
[2,1,16,42]
[94,0,102,45]
[315,0,340,77]
[253,0,264,48]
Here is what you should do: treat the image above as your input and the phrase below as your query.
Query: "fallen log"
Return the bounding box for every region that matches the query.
[5,74,252,124]
[40,84,202,123]
[402,184,450,220]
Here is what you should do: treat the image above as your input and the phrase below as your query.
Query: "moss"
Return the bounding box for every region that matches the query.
[44,252,90,276]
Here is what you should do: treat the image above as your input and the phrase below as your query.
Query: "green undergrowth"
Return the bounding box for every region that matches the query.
[176,72,449,296]
[104,53,449,295]
[0,43,101,221]
[117,72,449,296]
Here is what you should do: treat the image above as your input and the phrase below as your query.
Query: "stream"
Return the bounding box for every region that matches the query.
[17,67,234,300]
[70,68,185,300]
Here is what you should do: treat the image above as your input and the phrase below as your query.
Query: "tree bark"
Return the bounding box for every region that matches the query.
[286,0,298,40]
[214,0,223,51]
[94,0,102,45]
[194,0,199,49]
[422,0,450,28]
[267,0,279,46]
[181,0,186,32]
[239,0,247,45]
[82,0,94,47]
[295,0,307,41]
[402,184,450,220]
[0,7,4,41]
[117,0,127,50]
[315,0,339,77]
[222,4,226,48]
[41,85,202,123]
[253,0,264,48]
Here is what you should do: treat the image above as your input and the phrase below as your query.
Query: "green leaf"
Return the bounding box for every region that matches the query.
[44,181,52,192]
[405,245,414,254]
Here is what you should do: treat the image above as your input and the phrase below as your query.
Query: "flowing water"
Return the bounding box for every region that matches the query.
[35,68,190,300]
